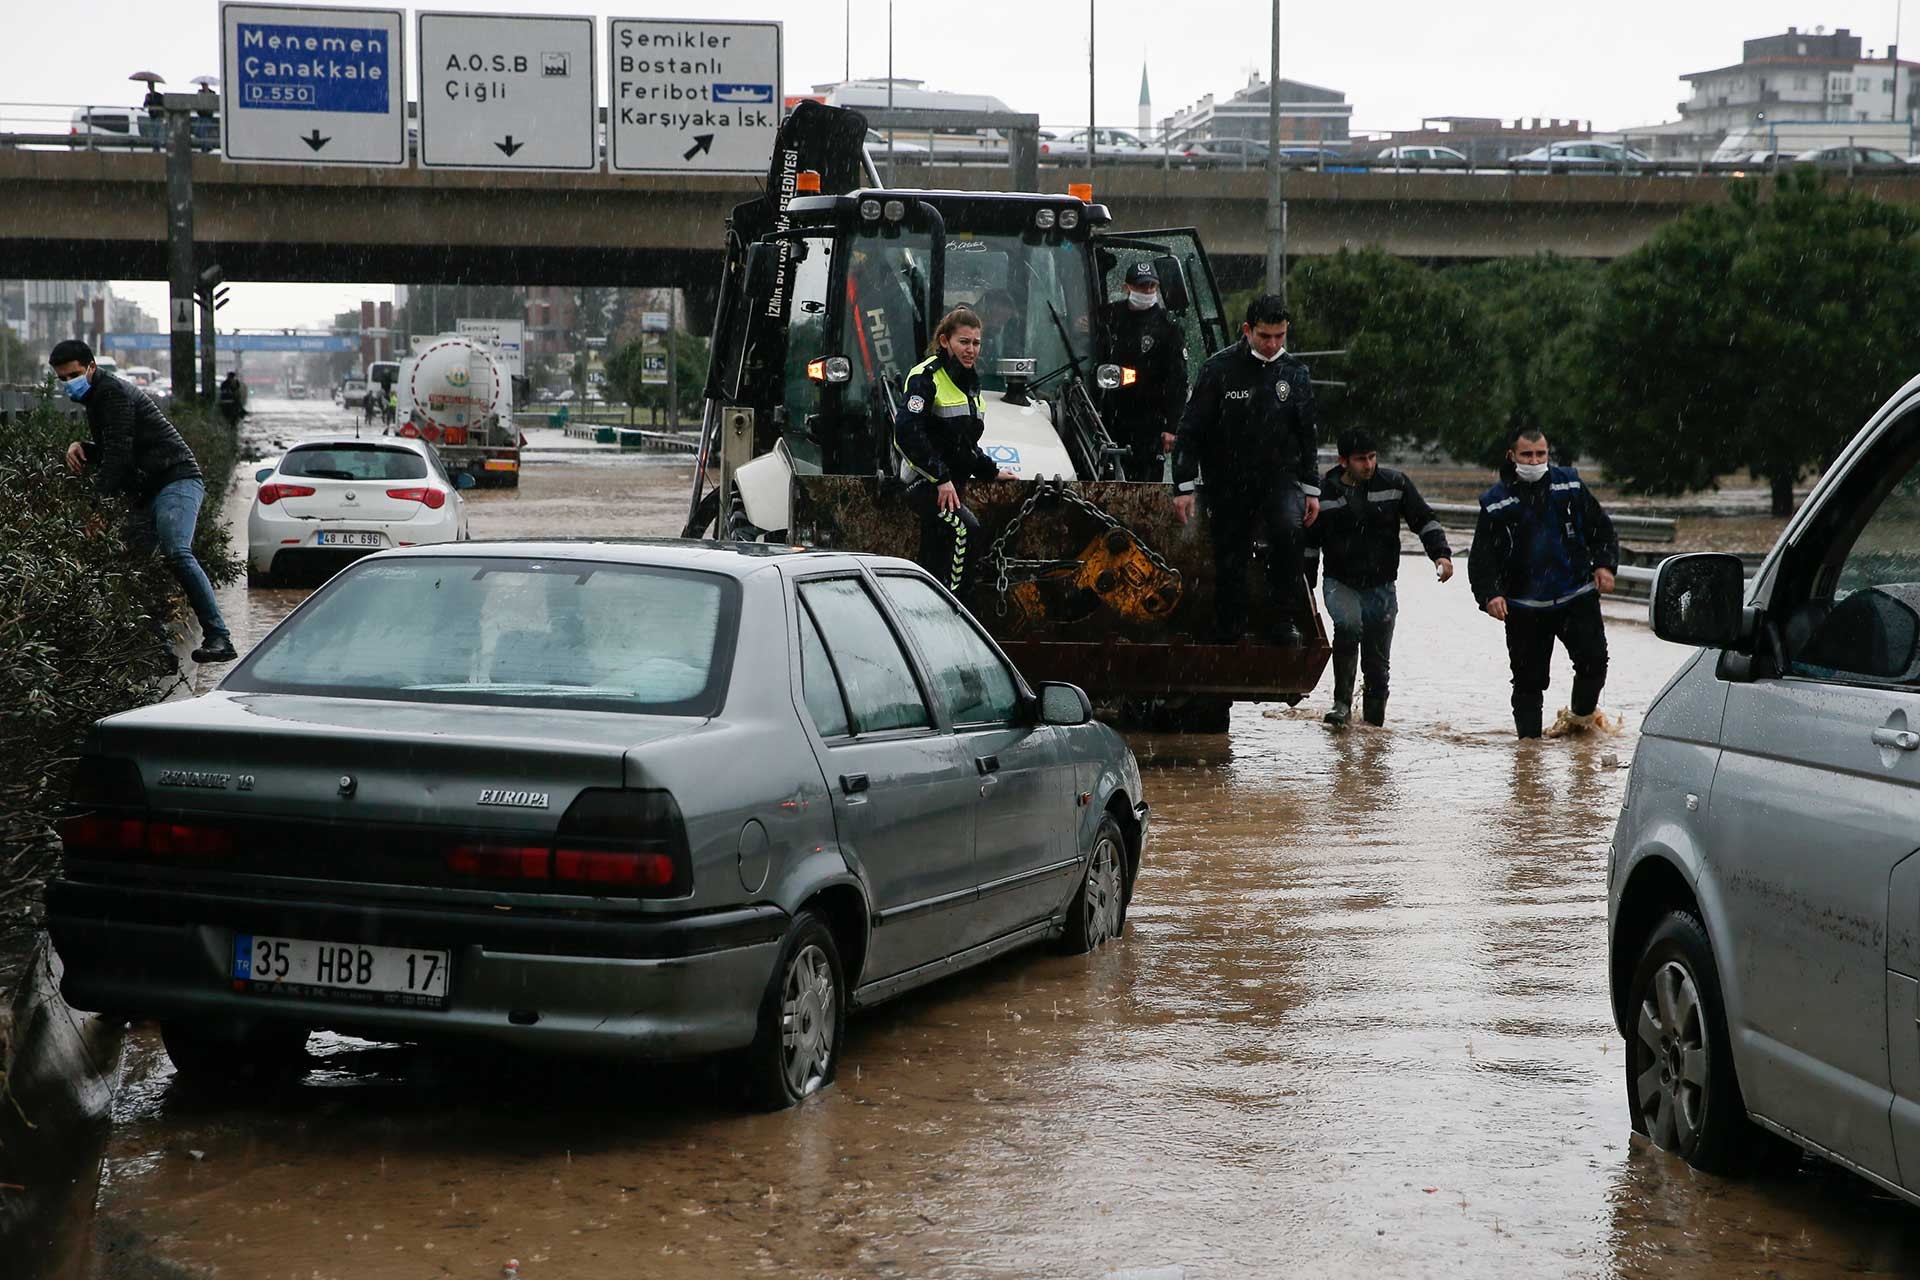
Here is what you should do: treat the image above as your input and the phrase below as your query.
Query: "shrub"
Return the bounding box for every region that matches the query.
[0,394,241,982]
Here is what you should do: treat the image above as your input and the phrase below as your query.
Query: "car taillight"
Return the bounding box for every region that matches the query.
[60,814,146,856]
[386,487,447,509]
[145,820,234,857]
[440,790,690,897]
[59,814,232,857]
[258,483,316,505]
[445,843,550,880]
[554,848,677,888]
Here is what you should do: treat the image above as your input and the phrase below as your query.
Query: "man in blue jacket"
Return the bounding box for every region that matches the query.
[1468,428,1618,738]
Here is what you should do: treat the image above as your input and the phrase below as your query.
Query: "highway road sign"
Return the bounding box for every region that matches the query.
[418,11,596,172]
[640,311,670,333]
[456,317,525,376]
[608,18,781,175]
[220,3,406,166]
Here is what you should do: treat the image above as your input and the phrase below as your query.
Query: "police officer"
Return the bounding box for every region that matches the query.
[1170,294,1320,645]
[1308,428,1453,727]
[894,306,1016,594]
[1098,262,1188,480]
[1469,427,1619,739]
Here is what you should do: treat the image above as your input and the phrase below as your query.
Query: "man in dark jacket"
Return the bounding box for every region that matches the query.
[1097,261,1188,481]
[1171,294,1319,645]
[1308,428,1454,727]
[1468,427,1618,738]
[51,340,236,663]
[216,370,246,429]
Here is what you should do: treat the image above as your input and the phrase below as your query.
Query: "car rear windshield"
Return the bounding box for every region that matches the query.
[225,558,738,714]
[279,444,428,481]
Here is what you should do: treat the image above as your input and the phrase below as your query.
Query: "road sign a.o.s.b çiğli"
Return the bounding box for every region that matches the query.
[220,2,406,166]
[417,11,597,172]
[608,18,781,175]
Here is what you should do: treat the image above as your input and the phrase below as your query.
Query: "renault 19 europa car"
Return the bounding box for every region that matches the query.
[1611,373,1920,1197]
[50,541,1147,1109]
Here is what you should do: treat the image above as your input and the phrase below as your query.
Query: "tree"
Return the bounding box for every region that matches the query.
[1286,249,1481,455]
[1581,169,1920,515]
[1448,256,1601,467]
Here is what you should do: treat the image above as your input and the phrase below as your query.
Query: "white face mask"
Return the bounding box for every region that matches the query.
[1513,461,1549,483]
[1127,289,1158,310]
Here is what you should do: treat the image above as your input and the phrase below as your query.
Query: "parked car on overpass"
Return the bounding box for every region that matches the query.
[1373,144,1471,170]
[48,541,1147,1109]
[1511,140,1649,169]
[1791,144,1910,170]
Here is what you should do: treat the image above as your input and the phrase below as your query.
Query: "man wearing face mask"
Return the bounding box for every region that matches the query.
[1170,294,1319,646]
[50,339,236,664]
[1469,427,1618,739]
[1097,262,1188,481]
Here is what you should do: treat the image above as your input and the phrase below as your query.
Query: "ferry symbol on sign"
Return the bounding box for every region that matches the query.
[713,83,772,104]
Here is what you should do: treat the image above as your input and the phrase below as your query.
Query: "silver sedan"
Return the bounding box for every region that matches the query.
[49,541,1148,1109]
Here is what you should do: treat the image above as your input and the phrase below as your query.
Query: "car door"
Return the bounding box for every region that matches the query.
[793,574,980,979]
[1712,408,1920,1185]
[875,571,1074,945]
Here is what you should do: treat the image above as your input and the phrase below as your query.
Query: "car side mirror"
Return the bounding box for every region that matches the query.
[254,465,276,483]
[454,471,477,490]
[1154,255,1191,312]
[1651,553,1750,650]
[1037,681,1093,726]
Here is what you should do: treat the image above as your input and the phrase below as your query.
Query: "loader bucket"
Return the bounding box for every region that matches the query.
[790,475,1331,701]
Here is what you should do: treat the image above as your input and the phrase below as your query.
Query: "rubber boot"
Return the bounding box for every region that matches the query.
[1324,648,1357,726]
[1362,693,1387,727]
[1514,703,1544,739]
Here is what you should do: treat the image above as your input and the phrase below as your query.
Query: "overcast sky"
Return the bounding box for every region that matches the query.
[5,0,1910,330]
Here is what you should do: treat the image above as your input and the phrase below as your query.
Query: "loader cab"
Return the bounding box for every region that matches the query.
[731,189,1109,477]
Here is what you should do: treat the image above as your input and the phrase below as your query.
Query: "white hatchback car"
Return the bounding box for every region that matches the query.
[247,437,472,587]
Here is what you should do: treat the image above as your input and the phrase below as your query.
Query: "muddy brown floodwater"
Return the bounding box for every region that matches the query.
[71,406,1920,1277]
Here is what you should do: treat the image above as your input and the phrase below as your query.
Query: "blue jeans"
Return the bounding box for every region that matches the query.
[1322,577,1397,703]
[132,477,230,642]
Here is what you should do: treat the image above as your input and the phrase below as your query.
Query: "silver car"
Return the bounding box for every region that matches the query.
[50,542,1148,1109]
[1612,378,1920,1195]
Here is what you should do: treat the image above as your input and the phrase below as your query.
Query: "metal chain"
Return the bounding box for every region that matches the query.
[984,479,1180,617]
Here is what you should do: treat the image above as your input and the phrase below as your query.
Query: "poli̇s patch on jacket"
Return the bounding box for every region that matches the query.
[1275,380,1291,402]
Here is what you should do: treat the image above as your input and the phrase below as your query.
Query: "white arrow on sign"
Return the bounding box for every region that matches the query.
[417,12,597,172]
[607,18,781,175]
[219,3,406,167]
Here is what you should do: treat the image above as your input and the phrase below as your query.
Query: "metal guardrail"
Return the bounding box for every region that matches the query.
[4,99,1913,179]
[1427,501,1676,543]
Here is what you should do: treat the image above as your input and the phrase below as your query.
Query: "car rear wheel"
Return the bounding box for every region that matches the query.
[738,910,846,1110]
[1625,910,1788,1174]
[1061,814,1127,954]
[160,1017,309,1084]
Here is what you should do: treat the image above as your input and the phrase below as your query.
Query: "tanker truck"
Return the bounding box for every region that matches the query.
[393,334,523,488]
[688,102,1329,729]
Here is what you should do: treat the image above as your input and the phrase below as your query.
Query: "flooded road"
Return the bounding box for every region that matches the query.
[75,404,1920,1277]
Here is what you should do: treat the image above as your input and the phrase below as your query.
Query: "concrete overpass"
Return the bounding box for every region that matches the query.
[10,148,1920,299]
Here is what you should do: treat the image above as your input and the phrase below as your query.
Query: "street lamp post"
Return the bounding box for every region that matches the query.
[1264,0,1287,302]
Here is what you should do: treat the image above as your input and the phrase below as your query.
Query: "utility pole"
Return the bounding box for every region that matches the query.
[1263,0,1287,302]
[149,85,201,401]
[1087,0,1097,172]
[667,288,679,431]
[886,2,895,184]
